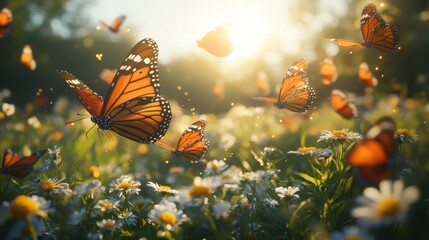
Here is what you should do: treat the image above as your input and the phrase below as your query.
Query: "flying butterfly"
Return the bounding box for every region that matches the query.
[0,7,12,38]
[358,62,378,87]
[197,22,234,57]
[156,120,209,161]
[347,116,396,184]
[330,89,358,120]
[0,149,47,179]
[328,3,399,52]
[21,44,36,71]
[101,15,126,33]
[213,79,225,99]
[252,58,316,112]
[59,38,172,143]
[320,58,337,85]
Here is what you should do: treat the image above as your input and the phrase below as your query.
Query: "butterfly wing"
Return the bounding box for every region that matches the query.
[0,7,12,38]
[330,89,358,119]
[277,59,316,112]
[348,117,395,183]
[320,58,337,85]
[100,38,161,117]
[1,149,47,178]
[358,62,378,87]
[108,96,171,143]
[110,15,126,32]
[175,120,209,161]
[21,45,36,71]
[360,3,399,52]
[58,70,104,117]
[197,23,234,57]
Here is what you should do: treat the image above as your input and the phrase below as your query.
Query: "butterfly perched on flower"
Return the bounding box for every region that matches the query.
[21,44,36,71]
[330,89,358,120]
[101,15,126,33]
[358,62,378,87]
[329,3,399,52]
[0,149,46,178]
[347,116,396,184]
[0,7,12,38]
[197,22,234,57]
[59,38,172,143]
[156,120,209,161]
[320,58,337,85]
[252,58,316,112]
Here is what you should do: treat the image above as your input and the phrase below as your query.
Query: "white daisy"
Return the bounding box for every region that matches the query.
[109,175,141,199]
[149,199,188,231]
[352,180,420,226]
[2,102,15,116]
[275,186,300,200]
[204,159,228,176]
[212,200,231,219]
[96,219,120,231]
[147,181,178,195]
[331,226,374,240]
[317,129,362,143]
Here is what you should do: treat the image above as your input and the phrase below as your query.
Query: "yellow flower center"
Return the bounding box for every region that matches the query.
[375,196,401,217]
[169,167,183,174]
[297,146,317,153]
[10,195,39,219]
[117,182,132,190]
[345,236,363,240]
[332,129,348,138]
[222,173,234,180]
[395,128,409,136]
[137,144,149,155]
[100,202,113,208]
[209,161,218,171]
[103,221,115,229]
[190,185,212,198]
[159,185,173,192]
[0,111,5,120]
[88,165,100,178]
[38,181,57,192]
[158,211,177,225]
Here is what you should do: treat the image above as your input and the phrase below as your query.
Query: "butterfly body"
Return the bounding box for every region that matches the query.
[60,38,172,143]
[1,149,47,178]
[253,59,316,112]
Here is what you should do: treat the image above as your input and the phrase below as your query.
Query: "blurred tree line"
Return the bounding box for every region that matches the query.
[0,0,428,114]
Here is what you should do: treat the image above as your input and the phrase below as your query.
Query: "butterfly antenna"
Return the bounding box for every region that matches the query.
[64,113,91,126]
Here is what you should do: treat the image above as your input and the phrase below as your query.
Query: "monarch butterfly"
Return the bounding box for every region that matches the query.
[252,58,316,112]
[320,58,337,85]
[329,3,399,52]
[59,38,172,143]
[156,120,209,161]
[358,62,378,87]
[0,149,47,179]
[197,22,234,57]
[330,89,358,120]
[347,116,396,184]
[101,15,126,33]
[21,44,36,71]
[0,7,12,38]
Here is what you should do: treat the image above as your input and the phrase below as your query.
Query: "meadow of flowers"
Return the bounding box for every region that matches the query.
[0,85,428,239]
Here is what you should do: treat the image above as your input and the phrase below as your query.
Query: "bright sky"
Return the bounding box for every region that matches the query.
[87,0,349,64]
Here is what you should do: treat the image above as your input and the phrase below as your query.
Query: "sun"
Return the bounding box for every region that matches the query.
[218,8,267,62]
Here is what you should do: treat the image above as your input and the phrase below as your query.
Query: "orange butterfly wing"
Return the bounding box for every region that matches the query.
[101,15,125,33]
[360,4,399,52]
[328,38,362,48]
[320,58,337,85]
[330,89,358,119]
[358,62,378,87]
[100,38,161,117]
[0,7,12,38]
[174,120,209,161]
[347,117,396,183]
[58,70,104,117]
[197,23,234,57]
[108,97,172,143]
[1,149,47,178]
[277,59,316,112]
